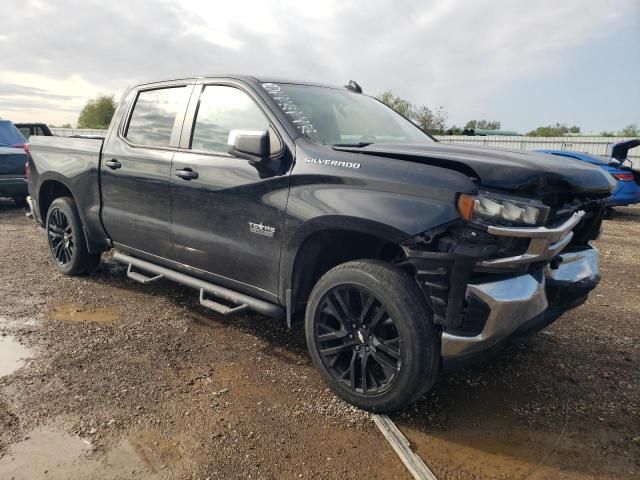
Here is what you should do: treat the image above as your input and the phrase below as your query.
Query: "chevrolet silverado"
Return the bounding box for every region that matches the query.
[27,76,614,412]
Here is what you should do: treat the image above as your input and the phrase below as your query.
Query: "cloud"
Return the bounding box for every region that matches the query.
[0,83,79,100]
[0,0,636,126]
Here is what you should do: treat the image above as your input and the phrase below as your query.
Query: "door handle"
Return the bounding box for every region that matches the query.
[105,159,122,170]
[175,168,199,180]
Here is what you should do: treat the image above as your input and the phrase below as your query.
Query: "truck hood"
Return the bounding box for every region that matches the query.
[335,142,615,194]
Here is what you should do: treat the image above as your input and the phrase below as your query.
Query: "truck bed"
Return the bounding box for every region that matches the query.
[29,135,104,160]
[28,135,106,244]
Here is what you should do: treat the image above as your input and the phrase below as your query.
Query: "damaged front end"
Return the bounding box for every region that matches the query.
[400,191,607,370]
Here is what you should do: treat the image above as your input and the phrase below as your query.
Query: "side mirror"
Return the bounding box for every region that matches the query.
[227,130,270,163]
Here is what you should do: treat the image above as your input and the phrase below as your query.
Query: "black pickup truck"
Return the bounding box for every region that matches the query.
[27,76,614,412]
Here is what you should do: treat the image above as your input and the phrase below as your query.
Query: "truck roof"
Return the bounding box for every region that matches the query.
[133,75,351,92]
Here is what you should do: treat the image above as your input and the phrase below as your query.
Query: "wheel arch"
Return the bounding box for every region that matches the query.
[38,178,74,224]
[281,216,409,326]
[38,177,103,254]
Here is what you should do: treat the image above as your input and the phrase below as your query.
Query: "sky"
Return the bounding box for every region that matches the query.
[0,0,638,133]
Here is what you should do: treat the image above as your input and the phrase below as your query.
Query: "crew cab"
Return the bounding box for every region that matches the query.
[27,76,615,412]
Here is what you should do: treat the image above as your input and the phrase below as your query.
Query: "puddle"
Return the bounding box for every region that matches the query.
[0,336,32,377]
[0,315,38,328]
[0,315,38,329]
[49,304,120,323]
[0,428,158,480]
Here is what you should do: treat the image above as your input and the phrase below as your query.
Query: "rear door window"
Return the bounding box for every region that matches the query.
[125,87,187,147]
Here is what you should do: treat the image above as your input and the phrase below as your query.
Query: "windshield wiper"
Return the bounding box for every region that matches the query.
[332,142,373,148]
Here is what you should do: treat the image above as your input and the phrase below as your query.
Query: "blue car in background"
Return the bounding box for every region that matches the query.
[538,140,640,209]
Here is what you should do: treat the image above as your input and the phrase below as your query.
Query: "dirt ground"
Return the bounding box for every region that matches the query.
[0,199,638,480]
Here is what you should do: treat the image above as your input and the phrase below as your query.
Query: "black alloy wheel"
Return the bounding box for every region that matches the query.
[306,260,439,412]
[45,196,101,276]
[47,207,74,265]
[314,285,402,395]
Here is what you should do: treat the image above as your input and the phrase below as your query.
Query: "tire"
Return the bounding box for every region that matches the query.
[305,260,439,412]
[14,196,27,208]
[45,196,101,276]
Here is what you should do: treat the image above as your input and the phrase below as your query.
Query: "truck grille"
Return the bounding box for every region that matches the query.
[544,192,608,226]
[541,192,607,248]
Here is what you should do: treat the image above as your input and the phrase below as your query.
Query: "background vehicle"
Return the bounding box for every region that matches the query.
[15,122,53,139]
[538,145,640,208]
[0,119,29,207]
[27,76,613,412]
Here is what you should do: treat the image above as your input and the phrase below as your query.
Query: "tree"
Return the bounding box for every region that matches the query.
[600,131,615,137]
[377,91,414,118]
[619,124,639,137]
[377,90,449,134]
[413,105,448,134]
[78,95,116,129]
[464,119,501,130]
[526,123,579,137]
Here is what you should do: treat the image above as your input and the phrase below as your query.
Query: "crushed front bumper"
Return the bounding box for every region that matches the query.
[441,246,599,367]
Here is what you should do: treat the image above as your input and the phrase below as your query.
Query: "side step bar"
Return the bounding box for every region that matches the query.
[199,289,249,316]
[127,264,164,284]
[113,252,283,318]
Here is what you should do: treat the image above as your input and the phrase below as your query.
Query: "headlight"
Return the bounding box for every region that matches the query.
[457,191,550,226]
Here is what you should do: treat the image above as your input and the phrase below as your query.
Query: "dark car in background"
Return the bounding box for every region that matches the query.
[0,119,29,207]
[15,122,53,139]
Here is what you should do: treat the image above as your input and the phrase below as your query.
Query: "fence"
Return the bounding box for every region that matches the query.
[50,127,108,137]
[434,135,639,160]
[49,129,639,160]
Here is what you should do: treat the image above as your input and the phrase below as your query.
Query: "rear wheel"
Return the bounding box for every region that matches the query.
[46,197,101,275]
[305,260,439,412]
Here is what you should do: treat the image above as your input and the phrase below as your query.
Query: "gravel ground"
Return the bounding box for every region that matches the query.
[0,199,638,479]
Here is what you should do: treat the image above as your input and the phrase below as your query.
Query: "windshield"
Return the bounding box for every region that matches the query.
[0,121,27,147]
[261,83,434,146]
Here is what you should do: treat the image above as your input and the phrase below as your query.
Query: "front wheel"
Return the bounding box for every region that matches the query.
[14,196,27,208]
[305,260,439,412]
[46,196,101,276]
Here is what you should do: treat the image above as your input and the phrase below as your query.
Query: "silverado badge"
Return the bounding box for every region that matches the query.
[304,157,361,169]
